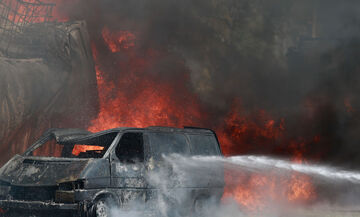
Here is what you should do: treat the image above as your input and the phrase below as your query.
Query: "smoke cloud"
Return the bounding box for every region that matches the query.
[49,0,360,167]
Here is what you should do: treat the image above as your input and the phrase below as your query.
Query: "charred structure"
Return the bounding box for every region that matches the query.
[0,0,98,165]
[0,0,54,56]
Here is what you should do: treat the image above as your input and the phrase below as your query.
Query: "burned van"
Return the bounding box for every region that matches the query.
[0,127,224,217]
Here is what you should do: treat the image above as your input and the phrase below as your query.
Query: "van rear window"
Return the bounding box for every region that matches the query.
[149,133,189,159]
[188,135,220,156]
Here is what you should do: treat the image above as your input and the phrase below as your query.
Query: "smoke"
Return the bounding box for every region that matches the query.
[47,0,360,167]
[3,0,360,166]
[63,0,360,110]
[107,155,360,217]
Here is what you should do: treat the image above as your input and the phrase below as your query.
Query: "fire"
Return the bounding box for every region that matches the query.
[46,0,79,22]
[287,173,316,202]
[102,27,136,53]
[217,101,317,210]
[72,145,104,156]
[88,27,206,132]
[47,2,319,211]
[217,101,287,156]
[344,97,355,113]
[0,0,76,25]
[2,0,55,24]
[89,26,318,210]
[223,170,316,211]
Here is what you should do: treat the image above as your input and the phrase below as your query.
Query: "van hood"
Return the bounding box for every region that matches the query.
[0,155,92,186]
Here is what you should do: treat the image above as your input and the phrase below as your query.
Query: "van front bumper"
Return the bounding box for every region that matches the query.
[0,200,82,216]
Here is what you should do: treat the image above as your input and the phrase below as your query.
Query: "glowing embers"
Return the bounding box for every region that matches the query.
[102,27,136,52]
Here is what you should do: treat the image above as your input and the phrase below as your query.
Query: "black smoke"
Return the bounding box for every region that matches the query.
[54,0,360,168]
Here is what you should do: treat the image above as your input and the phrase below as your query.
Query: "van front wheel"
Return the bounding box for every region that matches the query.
[193,197,207,216]
[90,198,112,217]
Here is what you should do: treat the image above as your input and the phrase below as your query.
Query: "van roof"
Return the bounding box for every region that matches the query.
[111,126,215,134]
[47,126,216,142]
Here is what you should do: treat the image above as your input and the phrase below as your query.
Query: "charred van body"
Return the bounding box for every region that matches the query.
[0,127,224,217]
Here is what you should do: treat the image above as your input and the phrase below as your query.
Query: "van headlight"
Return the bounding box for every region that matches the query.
[0,181,10,199]
[56,180,84,203]
[58,180,85,191]
[0,186,10,198]
[55,190,75,203]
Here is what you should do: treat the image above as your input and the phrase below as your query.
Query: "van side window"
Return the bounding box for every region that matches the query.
[188,135,220,156]
[116,133,144,163]
[149,133,189,160]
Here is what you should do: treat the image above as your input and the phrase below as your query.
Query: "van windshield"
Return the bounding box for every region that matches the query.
[26,133,117,158]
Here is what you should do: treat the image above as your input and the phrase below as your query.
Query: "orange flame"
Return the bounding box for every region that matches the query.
[223,170,316,211]
[72,145,104,156]
[88,28,205,132]
[102,27,136,53]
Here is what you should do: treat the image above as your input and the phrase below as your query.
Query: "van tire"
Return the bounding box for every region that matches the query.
[90,197,114,217]
[193,196,207,217]
[193,194,220,217]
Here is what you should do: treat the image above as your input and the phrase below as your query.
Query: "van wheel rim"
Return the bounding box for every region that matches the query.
[96,200,109,217]
[194,199,205,214]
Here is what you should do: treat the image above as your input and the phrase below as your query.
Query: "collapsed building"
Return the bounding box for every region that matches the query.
[0,0,98,164]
